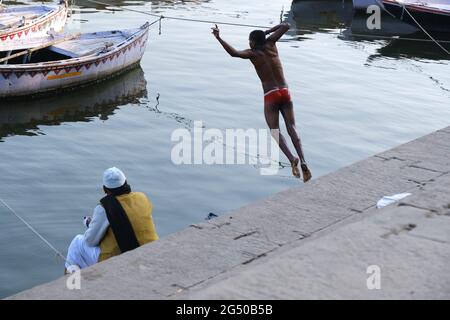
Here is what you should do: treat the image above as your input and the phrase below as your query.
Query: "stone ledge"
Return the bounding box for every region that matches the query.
[7,127,450,300]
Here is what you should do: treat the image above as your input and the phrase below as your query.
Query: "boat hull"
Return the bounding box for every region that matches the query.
[383,0,450,33]
[0,2,68,51]
[0,24,149,98]
[349,10,419,36]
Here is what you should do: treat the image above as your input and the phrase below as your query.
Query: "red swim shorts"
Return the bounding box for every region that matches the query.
[264,88,292,106]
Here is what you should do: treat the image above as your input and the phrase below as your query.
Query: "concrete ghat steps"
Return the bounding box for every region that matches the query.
[184,173,450,299]
[7,127,450,299]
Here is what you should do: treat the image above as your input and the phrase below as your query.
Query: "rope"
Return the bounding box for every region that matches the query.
[88,1,300,173]
[87,0,306,31]
[377,0,450,56]
[145,94,290,168]
[0,197,72,266]
[213,135,290,168]
[148,17,162,28]
[375,0,397,18]
[279,6,284,24]
[401,4,450,56]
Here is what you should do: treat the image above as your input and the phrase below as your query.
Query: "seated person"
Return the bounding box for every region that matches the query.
[65,167,158,271]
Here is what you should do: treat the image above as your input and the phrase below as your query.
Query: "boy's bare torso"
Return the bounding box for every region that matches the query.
[250,42,288,93]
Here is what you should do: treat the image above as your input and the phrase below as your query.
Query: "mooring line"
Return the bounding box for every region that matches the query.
[375,0,450,56]
[87,0,307,32]
[401,5,450,56]
[145,94,291,169]
[87,1,303,174]
[88,0,450,53]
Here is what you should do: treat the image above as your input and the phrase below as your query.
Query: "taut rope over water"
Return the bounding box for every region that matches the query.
[375,0,450,56]
[87,0,303,31]
[401,5,450,56]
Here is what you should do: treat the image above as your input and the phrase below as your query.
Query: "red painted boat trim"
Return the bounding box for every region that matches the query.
[383,0,450,16]
[0,26,149,79]
[406,5,450,16]
[0,3,67,41]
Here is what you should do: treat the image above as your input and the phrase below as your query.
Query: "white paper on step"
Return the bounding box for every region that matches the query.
[376,193,412,209]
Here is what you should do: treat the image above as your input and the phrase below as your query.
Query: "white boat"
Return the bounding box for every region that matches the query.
[0,1,68,51]
[0,22,150,98]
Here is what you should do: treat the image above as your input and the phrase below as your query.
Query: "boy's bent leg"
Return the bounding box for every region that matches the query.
[280,102,312,182]
[264,103,300,178]
[264,103,294,163]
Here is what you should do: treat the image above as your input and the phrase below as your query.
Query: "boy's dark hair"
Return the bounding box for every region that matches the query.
[249,30,266,48]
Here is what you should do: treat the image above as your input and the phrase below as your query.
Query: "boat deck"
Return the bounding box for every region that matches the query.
[0,6,52,30]
[49,29,140,58]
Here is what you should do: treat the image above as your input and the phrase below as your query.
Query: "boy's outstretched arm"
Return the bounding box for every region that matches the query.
[265,22,290,43]
[212,24,255,59]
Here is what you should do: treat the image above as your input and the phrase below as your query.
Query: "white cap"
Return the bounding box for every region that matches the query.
[103,167,126,189]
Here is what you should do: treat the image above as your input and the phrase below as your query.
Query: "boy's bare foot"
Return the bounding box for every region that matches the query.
[291,158,301,178]
[301,163,312,183]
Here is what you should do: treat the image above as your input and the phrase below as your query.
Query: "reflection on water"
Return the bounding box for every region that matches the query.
[289,0,353,34]
[289,0,450,96]
[345,12,450,61]
[143,96,194,129]
[0,67,147,141]
[369,37,450,61]
[288,0,450,61]
[73,0,214,13]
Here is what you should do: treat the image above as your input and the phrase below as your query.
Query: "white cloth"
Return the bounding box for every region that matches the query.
[376,193,412,209]
[65,204,109,269]
[103,167,126,189]
[84,205,109,247]
[66,234,101,269]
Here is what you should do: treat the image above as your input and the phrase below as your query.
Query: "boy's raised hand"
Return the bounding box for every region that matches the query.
[211,24,220,38]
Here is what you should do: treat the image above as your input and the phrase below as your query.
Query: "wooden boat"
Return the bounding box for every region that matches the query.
[0,1,68,51]
[382,0,450,33]
[0,22,150,98]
